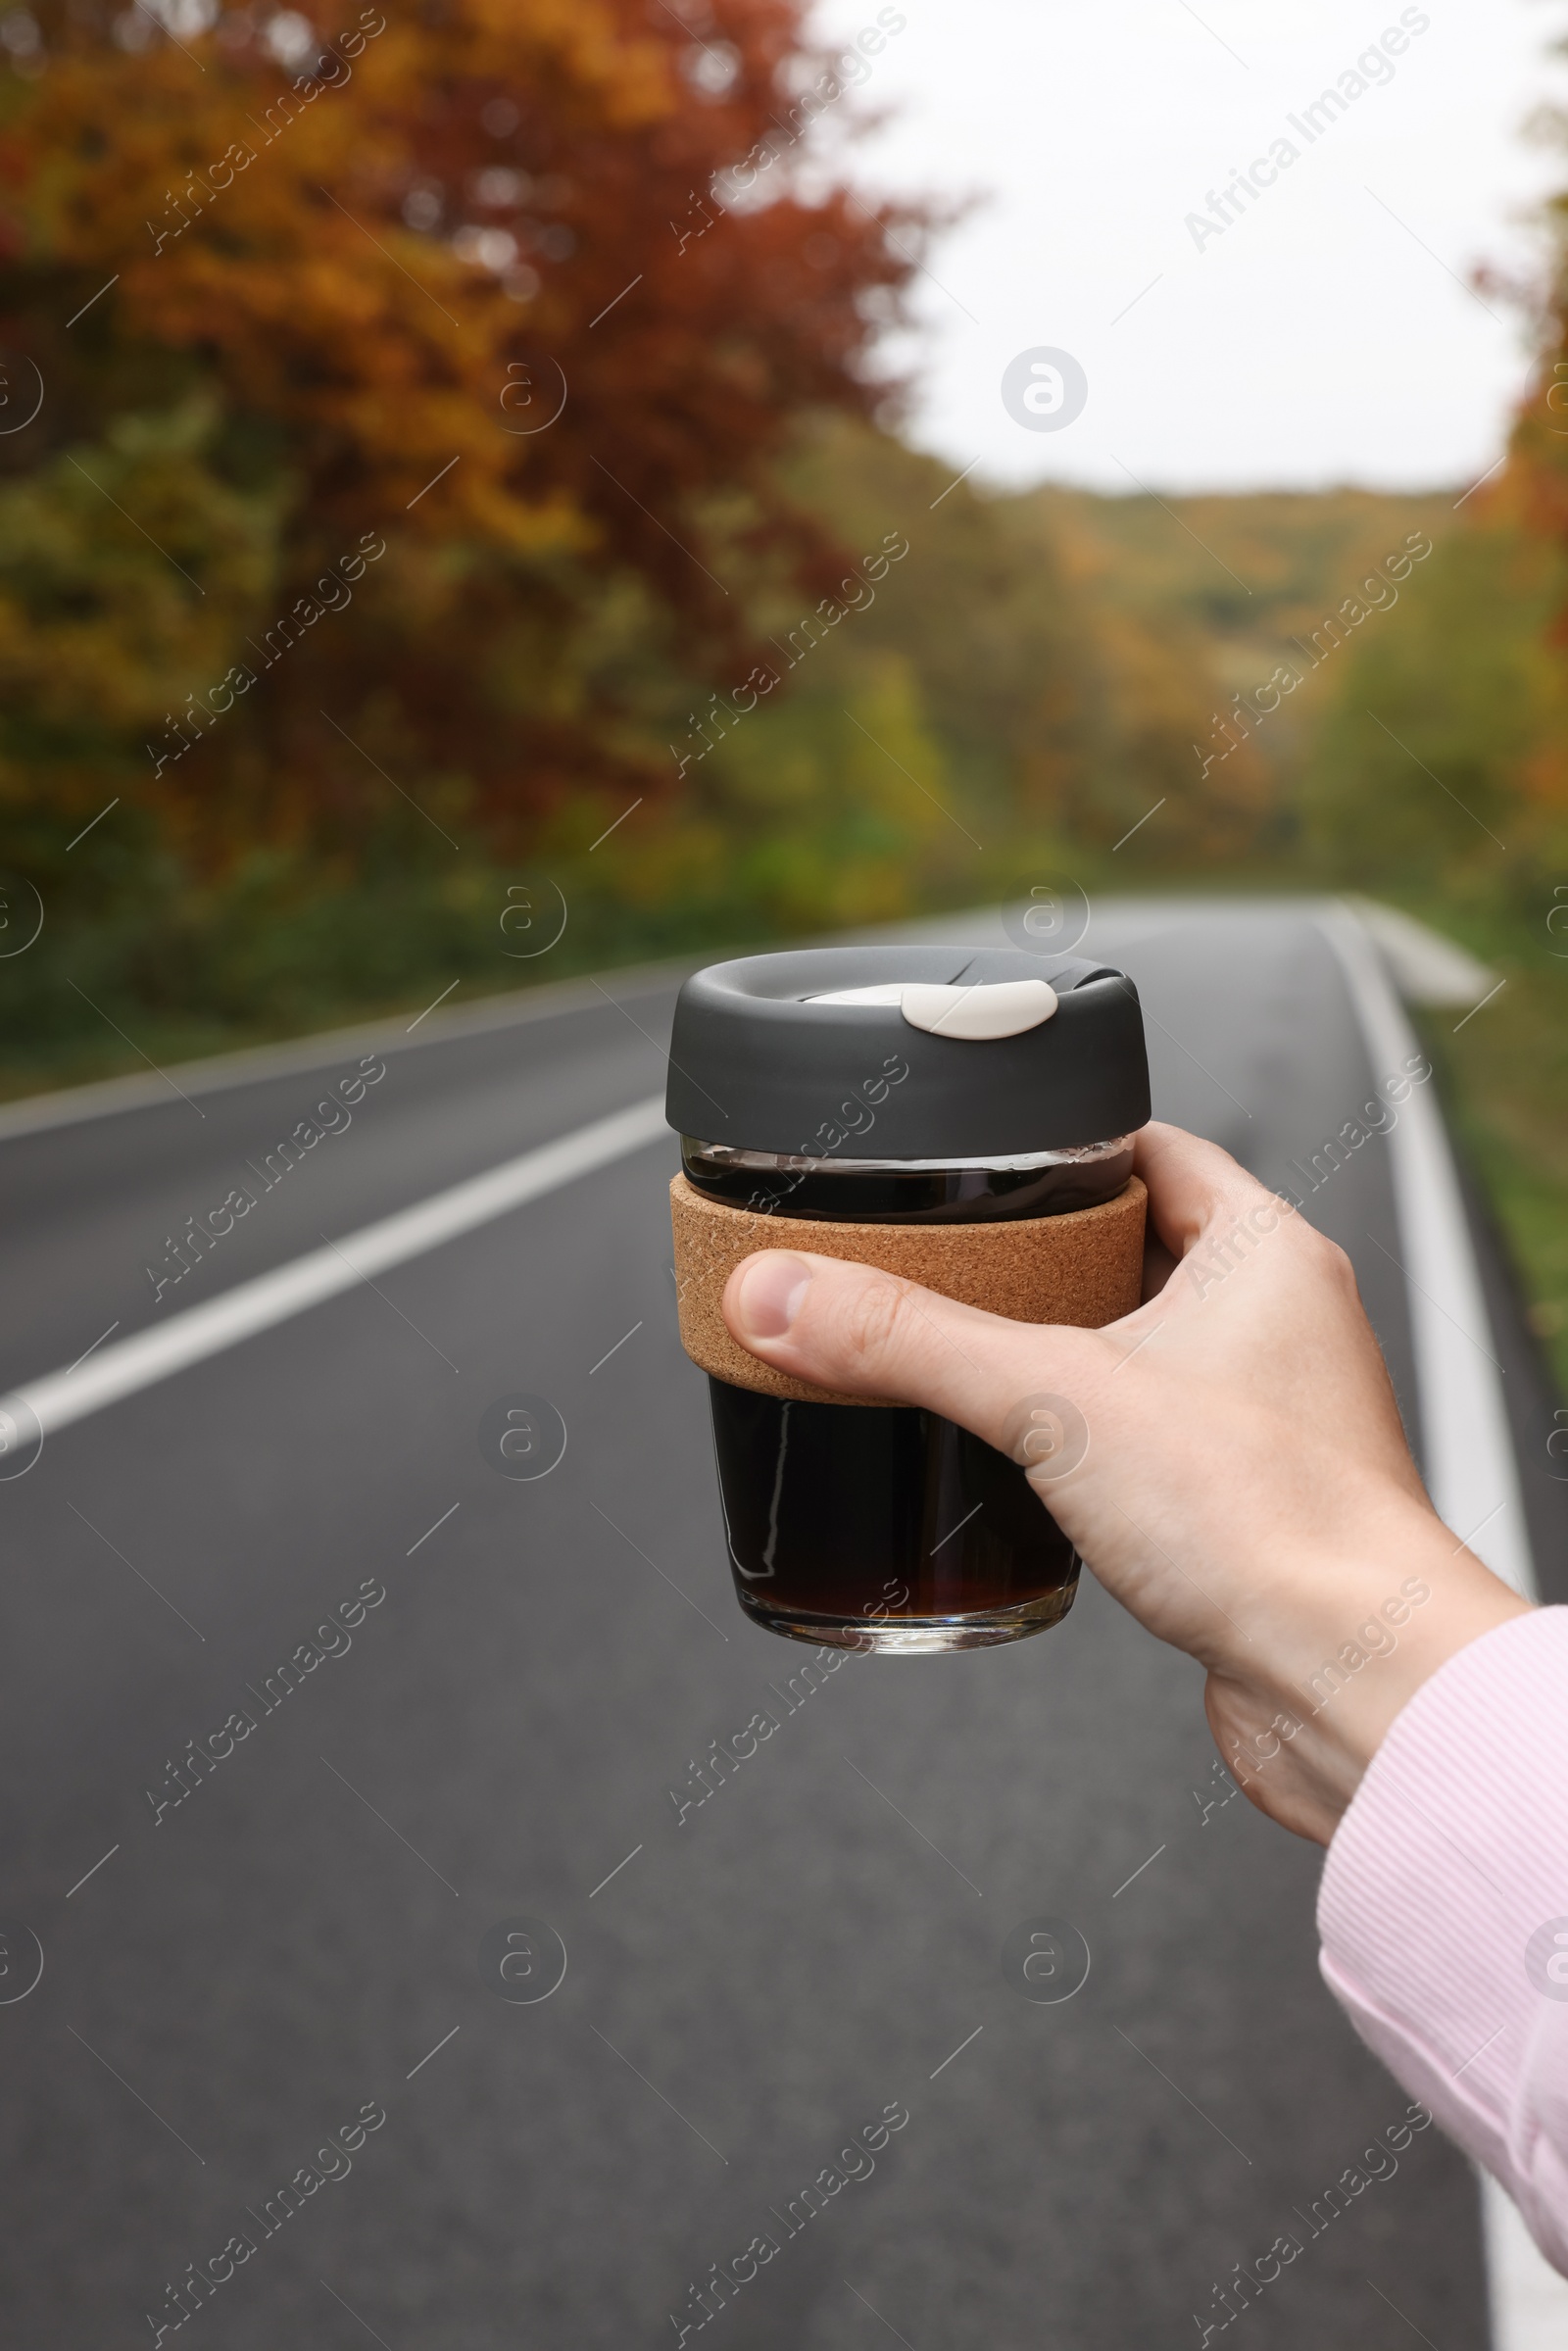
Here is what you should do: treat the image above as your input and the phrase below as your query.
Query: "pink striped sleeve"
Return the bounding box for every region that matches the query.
[1317,1605,1568,2278]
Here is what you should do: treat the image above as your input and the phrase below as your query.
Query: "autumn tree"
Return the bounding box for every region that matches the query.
[0,0,918,1018]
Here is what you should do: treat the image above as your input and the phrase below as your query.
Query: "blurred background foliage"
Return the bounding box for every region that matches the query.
[0,0,1565,1364]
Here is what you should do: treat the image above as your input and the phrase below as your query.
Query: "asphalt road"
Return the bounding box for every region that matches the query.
[0,900,1559,2350]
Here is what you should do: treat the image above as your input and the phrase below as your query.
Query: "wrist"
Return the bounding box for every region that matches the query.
[1213,1497,1530,1838]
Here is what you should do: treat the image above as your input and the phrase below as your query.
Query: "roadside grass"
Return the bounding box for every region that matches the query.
[0,902,760,1106]
[1414,928,1568,1403]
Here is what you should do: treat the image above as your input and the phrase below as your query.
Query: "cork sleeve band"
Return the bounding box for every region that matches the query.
[669,1172,1147,1406]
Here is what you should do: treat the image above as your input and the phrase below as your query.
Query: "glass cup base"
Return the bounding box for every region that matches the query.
[736,1582,1077,1653]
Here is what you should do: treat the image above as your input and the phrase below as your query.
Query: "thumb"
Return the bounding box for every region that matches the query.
[720,1249,1105,1456]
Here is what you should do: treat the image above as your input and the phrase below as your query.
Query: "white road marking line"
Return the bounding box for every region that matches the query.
[11,1096,667,1440]
[1319,907,1531,1598]
[1321,902,1568,2351]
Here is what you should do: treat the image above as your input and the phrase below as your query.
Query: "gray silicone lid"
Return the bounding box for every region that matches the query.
[665,945,1150,1157]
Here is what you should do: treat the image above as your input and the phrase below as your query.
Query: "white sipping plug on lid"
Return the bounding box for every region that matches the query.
[899,979,1057,1040]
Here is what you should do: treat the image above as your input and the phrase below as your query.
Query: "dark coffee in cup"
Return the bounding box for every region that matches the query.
[667,946,1151,1651]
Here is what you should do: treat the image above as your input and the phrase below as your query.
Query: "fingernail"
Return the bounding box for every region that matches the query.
[734,1253,813,1341]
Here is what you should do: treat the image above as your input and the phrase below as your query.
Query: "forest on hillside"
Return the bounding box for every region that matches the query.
[1,389,1555,1068]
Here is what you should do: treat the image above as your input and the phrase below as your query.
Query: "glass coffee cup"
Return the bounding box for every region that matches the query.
[666,946,1151,1653]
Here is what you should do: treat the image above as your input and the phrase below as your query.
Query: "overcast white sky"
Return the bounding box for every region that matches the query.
[808,0,1568,491]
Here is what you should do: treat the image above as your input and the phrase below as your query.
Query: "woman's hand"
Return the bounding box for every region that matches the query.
[720,1120,1529,1844]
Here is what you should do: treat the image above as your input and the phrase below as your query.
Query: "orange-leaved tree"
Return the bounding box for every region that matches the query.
[0,0,919,1015]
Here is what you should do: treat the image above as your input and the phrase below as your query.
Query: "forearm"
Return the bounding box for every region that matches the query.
[1315,1607,1568,2279]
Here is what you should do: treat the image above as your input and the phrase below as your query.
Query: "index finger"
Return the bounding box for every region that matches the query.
[1133,1121,1280,1264]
